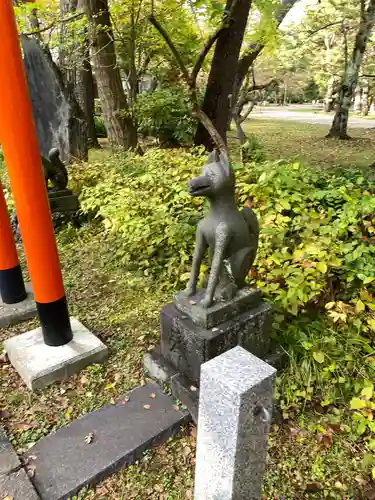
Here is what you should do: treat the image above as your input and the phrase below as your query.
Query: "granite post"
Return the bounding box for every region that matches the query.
[194,346,276,500]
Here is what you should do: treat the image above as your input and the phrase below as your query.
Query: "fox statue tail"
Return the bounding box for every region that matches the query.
[242,206,259,242]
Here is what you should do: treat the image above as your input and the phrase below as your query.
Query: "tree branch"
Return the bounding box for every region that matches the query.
[190,0,240,86]
[21,12,84,36]
[307,20,343,36]
[148,14,190,83]
[190,25,226,85]
[148,12,228,152]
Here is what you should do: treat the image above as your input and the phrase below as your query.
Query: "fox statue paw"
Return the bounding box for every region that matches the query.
[183,285,196,298]
[200,295,213,309]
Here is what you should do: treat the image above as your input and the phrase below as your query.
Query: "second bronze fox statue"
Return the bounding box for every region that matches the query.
[185,150,259,308]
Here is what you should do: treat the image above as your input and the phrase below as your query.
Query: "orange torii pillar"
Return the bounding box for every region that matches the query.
[0,182,27,304]
[0,0,72,347]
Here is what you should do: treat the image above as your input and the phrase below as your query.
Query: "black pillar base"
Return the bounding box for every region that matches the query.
[0,264,27,304]
[36,296,73,346]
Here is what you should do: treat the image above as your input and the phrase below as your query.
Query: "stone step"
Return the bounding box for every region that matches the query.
[0,427,40,500]
[24,382,190,500]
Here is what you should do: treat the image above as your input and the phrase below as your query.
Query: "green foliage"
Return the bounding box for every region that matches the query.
[79,148,375,431]
[240,134,266,163]
[136,87,197,145]
[80,148,205,287]
[94,116,107,138]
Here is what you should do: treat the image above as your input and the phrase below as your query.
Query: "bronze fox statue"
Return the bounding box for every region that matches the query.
[185,150,259,308]
[41,148,68,192]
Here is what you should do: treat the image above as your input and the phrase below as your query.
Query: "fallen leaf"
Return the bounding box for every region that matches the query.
[120,396,130,405]
[9,422,36,431]
[0,411,10,420]
[150,393,156,399]
[3,496,13,500]
[189,300,197,305]
[143,404,151,410]
[189,425,197,439]
[190,385,198,392]
[183,446,192,457]
[0,352,8,364]
[305,482,323,492]
[95,486,109,496]
[80,374,89,385]
[26,465,36,478]
[173,405,179,411]
[84,432,94,444]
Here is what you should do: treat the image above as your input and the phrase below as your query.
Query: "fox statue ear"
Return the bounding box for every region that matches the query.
[207,150,217,164]
[219,150,231,176]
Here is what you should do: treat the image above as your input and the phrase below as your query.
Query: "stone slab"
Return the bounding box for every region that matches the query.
[24,382,190,500]
[0,468,40,500]
[4,318,108,390]
[0,427,21,476]
[174,287,261,328]
[194,347,276,500]
[170,373,199,424]
[161,301,272,384]
[143,345,177,383]
[0,427,40,500]
[0,283,37,329]
[144,348,200,423]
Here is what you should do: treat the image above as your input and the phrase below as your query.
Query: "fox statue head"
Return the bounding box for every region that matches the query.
[188,150,235,199]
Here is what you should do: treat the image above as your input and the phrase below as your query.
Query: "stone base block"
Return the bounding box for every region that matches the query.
[160,301,272,384]
[49,189,80,214]
[0,283,37,329]
[4,318,108,390]
[144,342,283,425]
[144,347,199,423]
[173,287,261,329]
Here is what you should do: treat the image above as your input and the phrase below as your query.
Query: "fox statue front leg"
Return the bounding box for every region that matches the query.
[185,227,208,297]
[201,224,230,308]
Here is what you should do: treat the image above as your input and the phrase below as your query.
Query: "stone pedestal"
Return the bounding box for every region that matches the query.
[144,288,273,422]
[4,318,108,390]
[0,283,37,329]
[48,189,79,214]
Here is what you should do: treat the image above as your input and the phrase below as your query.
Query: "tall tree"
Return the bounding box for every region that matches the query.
[195,0,253,149]
[83,0,137,149]
[59,0,100,148]
[328,0,375,138]
[231,0,297,119]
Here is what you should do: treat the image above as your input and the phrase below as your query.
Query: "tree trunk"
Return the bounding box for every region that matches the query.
[83,0,137,149]
[230,0,297,121]
[76,0,100,148]
[328,0,375,139]
[354,85,362,113]
[362,80,370,115]
[195,0,252,149]
[324,76,337,112]
[60,0,100,148]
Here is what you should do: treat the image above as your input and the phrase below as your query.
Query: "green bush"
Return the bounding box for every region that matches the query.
[80,148,205,286]
[79,149,375,412]
[240,134,266,163]
[135,87,196,146]
[94,116,107,138]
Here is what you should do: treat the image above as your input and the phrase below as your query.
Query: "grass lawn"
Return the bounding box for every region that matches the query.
[2,128,375,498]
[243,119,375,170]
